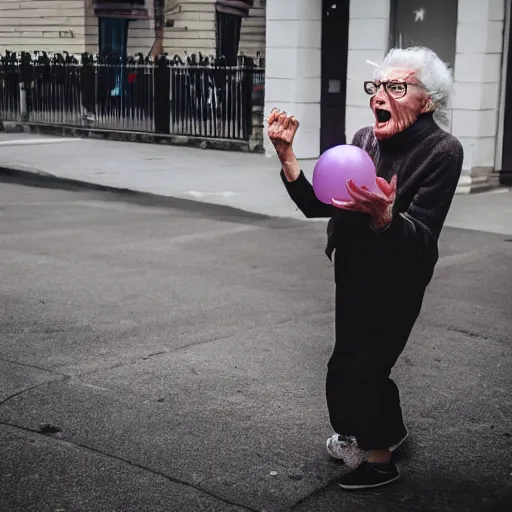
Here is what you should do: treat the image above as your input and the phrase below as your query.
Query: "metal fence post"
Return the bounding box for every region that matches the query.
[19,52,33,122]
[241,56,254,140]
[154,54,170,134]
[81,52,96,125]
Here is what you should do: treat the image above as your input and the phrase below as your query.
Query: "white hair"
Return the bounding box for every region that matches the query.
[373,47,453,125]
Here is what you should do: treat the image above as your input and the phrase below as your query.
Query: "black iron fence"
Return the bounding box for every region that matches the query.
[0,51,265,141]
[0,52,20,121]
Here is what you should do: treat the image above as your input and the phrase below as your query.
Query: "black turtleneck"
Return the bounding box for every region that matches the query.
[280,113,463,284]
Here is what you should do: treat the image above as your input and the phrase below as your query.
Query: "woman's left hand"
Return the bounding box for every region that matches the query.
[332,175,397,230]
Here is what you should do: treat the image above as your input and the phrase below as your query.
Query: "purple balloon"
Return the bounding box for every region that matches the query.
[312,145,377,204]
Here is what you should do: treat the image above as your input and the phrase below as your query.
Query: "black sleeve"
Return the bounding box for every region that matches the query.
[279,127,373,219]
[380,137,464,255]
[280,170,335,218]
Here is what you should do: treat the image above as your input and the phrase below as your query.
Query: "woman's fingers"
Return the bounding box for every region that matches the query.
[390,174,398,192]
[267,108,280,125]
[346,180,382,206]
[282,115,292,130]
[268,109,297,129]
[268,109,299,146]
[278,111,288,129]
[376,177,392,196]
[332,198,367,212]
[376,175,398,197]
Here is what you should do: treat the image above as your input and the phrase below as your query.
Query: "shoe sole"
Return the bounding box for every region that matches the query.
[389,429,409,452]
[338,473,401,490]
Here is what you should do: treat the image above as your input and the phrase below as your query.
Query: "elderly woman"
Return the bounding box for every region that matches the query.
[268,47,463,489]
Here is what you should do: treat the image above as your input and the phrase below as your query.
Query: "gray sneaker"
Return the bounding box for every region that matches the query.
[327,429,408,466]
[326,434,367,468]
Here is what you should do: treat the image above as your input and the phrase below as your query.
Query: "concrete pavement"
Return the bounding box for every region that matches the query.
[0,132,512,235]
[0,182,511,512]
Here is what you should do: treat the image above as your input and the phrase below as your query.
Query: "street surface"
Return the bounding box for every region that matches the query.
[0,132,512,236]
[0,181,511,512]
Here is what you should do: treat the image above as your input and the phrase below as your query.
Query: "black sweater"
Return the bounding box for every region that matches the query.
[281,113,464,285]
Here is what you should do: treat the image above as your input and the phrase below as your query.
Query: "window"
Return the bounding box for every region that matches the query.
[99,17,128,57]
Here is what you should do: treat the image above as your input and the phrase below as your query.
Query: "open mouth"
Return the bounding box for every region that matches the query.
[375,108,392,123]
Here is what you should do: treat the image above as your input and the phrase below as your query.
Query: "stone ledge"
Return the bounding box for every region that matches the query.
[457,166,502,193]
[0,122,265,153]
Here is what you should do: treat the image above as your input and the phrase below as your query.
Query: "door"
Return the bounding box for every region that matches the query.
[501,19,512,185]
[390,0,458,70]
[98,18,129,98]
[320,0,350,154]
[99,17,128,57]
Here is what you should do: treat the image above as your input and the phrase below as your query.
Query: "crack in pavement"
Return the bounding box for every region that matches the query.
[0,376,338,512]
[74,308,332,378]
[0,375,70,408]
[0,421,260,512]
[444,326,510,348]
[287,474,345,511]
[287,473,413,512]
[0,356,69,377]
[446,327,492,341]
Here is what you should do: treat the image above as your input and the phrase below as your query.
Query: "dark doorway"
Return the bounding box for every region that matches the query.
[216,12,242,66]
[320,0,350,154]
[390,0,458,69]
[501,18,512,185]
[99,17,128,57]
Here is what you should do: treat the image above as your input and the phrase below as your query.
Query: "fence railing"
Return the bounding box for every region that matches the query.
[0,51,265,141]
[0,53,20,122]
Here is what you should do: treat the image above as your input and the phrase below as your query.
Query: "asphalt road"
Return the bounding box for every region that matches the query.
[0,182,511,512]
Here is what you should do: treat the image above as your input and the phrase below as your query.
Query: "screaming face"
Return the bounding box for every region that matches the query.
[368,67,433,140]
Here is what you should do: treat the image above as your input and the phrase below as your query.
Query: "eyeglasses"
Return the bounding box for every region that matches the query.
[363,80,424,99]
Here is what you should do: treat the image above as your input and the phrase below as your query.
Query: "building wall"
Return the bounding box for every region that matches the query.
[0,0,87,53]
[265,0,508,191]
[452,0,506,192]
[163,0,266,58]
[84,0,97,52]
[344,0,390,144]
[495,0,511,173]
[127,0,156,55]
[264,0,322,159]
[0,0,157,56]
[239,0,266,57]
[164,0,216,55]
[264,0,390,159]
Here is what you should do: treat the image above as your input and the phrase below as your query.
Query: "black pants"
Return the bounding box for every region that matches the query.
[326,253,430,450]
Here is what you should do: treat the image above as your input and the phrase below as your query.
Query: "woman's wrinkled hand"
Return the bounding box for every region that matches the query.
[332,175,397,230]
[267,108,299,163]
[267,108,301,182]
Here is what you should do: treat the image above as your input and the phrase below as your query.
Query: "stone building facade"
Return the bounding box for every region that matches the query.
[264,0,511,191]
[0,1,159,55]
[164,0,266,58]
[0,0,266,59]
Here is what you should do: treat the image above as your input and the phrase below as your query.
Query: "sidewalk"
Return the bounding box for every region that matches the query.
[1,132,511,235]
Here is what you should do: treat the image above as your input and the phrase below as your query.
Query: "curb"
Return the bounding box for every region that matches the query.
[0,165,283,224]
[1,122,265,153]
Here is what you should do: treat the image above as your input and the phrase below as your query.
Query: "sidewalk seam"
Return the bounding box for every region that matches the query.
[0,421,261,512]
